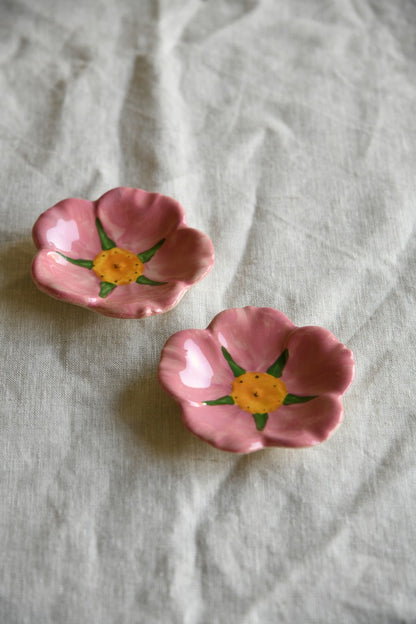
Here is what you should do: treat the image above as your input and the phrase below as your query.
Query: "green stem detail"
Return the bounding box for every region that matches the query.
[136,275,167,286]
[96,218,116,250]
[204,396,235,406]
[221,347,246,377]
[267,349,289,378]
[99,282,117,298]
[253,413,268,431]
[283,393,317,405]
[138,238,165,263]
[56,252,94,269]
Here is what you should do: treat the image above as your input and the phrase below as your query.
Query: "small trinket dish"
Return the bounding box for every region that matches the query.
[31,187,214,318]
[158,307,355,453]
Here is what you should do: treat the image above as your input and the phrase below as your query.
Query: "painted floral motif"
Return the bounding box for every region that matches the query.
[32,187,215,318]
[204,346,316,432]
[158,307,355,453]
[57,216,167,299]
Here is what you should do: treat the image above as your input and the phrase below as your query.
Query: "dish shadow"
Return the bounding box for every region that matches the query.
[117,369,199,459]
[1,238,99,334]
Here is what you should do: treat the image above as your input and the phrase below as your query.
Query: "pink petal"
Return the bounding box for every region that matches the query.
[32,198,100,259]
[181,403,264,454]
[32,249,102,307]
[282,326,355,396]
[209,307,296,372]
[159,329,236,404]
[96,187,185,254]
[262,394,344,448]
[145,226,215,283]
[90,280,188,319]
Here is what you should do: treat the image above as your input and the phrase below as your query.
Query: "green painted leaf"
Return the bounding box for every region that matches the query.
[96,218,116,250]
[136,275,167,286]
[221,347,246,377]
[283,393,317,405]
[99,282,117,298]
[204,395,235,406]
[137,238,165,263]
[267,349,289,378]
[253,413,268,431]
[56,252,94,269]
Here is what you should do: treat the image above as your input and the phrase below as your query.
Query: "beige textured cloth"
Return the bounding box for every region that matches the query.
[1,1,415,622]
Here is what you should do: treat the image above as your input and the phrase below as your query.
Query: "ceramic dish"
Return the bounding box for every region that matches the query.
[158,307,355,453]
[31,187,214,318]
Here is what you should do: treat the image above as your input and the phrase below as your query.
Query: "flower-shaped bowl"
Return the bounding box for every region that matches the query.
[31,187,215,318]
[158,307,355,453]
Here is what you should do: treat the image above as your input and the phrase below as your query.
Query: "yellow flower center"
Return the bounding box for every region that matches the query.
[231,372,288,414]
[92,248,144,285]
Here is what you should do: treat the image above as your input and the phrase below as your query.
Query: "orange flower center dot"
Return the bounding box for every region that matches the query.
[92,248,144,285]
[231,372,288,414]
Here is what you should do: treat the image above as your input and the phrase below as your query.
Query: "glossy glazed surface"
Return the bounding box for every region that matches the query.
[158,307,355,453]
[32,187,215,318]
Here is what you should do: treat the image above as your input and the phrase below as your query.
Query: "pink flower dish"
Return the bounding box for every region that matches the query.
[158,307,355,453]
[31,187,215,318]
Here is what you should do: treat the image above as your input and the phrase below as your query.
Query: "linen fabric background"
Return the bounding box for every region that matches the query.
[1,1,415,622]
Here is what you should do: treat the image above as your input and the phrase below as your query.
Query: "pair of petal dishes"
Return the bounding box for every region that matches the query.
[32,187,355,453]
